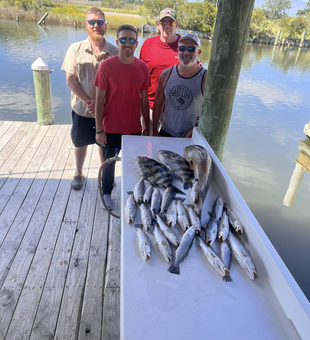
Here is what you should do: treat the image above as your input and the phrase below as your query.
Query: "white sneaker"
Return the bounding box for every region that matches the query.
[101,194,113,210]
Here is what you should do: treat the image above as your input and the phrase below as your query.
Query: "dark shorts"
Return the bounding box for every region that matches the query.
[159,129,173,137]
[71,111,97,147]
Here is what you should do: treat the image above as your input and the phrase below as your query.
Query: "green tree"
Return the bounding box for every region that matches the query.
[280,15,309,39]
[262,0,292,20]
[296,0,310,16]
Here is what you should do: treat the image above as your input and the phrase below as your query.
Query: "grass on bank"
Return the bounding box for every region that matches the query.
[0,2,151,29]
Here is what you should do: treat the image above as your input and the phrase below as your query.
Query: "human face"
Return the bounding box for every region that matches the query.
[178,40,201,67]
[158,17,178,42]
[85,12,106,42]
[116,30,138,58]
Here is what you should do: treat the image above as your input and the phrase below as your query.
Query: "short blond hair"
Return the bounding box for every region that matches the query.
[86,7,105,21]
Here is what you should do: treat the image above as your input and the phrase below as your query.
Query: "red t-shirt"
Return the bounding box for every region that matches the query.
[94,56,150,134]
[139,35,180,109]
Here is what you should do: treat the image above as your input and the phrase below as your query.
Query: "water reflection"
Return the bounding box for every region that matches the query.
[0,20,310,300]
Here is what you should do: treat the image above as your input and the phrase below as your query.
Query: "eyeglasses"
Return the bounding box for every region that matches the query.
[87,20,105,26]
[159,21,175,26]
[118,37,137,44]
[178,46,197,52]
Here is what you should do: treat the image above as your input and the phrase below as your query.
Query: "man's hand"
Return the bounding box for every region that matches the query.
[96,131,107,147]
[86,99,96,116]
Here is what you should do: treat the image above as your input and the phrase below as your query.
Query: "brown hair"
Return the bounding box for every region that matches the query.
[86,7,105,21]
[117,25,138,39]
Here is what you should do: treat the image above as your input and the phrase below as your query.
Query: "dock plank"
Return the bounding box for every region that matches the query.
[102,288,120,340]
[0,121,23,155]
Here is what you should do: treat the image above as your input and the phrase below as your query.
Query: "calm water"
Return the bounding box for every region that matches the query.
[1,20,309,301]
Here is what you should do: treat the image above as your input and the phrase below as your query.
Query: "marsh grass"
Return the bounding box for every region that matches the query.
[0,2,148,29]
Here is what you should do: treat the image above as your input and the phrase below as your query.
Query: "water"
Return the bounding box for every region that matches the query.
[0,20,309,301]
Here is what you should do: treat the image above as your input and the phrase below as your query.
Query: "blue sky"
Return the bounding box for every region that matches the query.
[254,0,308,16]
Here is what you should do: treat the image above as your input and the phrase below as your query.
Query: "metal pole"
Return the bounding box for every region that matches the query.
[31,57,54,125]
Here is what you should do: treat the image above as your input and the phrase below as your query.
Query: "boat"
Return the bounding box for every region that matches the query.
[120,128,310,340]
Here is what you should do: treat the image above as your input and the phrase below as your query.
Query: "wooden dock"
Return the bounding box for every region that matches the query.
[0,121,121,340]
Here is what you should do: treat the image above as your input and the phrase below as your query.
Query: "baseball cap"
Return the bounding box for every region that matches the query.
[179,33,201,48]
[159,8,177,21]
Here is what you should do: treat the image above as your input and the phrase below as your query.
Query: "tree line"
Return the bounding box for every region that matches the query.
[1,0,310,40]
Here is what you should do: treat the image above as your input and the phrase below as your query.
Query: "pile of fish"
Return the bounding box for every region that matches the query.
[125,145,258,282]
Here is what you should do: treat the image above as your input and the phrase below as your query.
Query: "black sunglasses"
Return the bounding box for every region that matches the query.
[87,20,105,26]
[178,46,197,52]
[118,37,137,44]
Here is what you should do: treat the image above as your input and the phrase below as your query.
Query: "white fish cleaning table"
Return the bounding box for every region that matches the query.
[120,129,309,340]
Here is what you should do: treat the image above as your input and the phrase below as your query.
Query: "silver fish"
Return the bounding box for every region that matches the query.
[221,241,232,282]
[156,214,179,247]
[186,204,201,234]
[176,198,190,232]
[225,204,244,235]
[160,187,174,214]
[143,185,153,204]
[134,177,145,204]
[213,196,224,221]
[135,226,151,261]
[196,236,230,278]
[218,211,229,242]
[227,232,258,280]
[139,203,152,232]
[125,191,137,224]
[153,221,172,263]
[183,145,212,203]
[190,178,200,204]
[206,217,218,246]
[169,226,197,275]
[157,150,194,190]
[150,188,161,219]
[166,200,177,227]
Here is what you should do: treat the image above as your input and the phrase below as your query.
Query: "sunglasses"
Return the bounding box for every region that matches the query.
[118,37,137,44]
[178,46,197,52]
[159,21,175,26]
[87,20,105,26]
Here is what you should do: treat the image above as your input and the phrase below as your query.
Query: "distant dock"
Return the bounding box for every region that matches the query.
[0,121,121,339]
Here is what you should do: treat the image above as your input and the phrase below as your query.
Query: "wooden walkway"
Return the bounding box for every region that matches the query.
[0,121,121,340]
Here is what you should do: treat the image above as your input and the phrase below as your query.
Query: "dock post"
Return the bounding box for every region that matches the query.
[299,30,306,48]
[31,57,54,125]
[16,16,19,22]
[198,0,255,160]
[37,12,49,26]
[283,163,304,206]
[274,29,281,46]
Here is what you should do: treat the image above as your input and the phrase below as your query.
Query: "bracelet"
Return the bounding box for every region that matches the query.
[96,130,104,134]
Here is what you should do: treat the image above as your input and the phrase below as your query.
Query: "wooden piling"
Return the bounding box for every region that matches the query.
[37,12,49,26]
[31,57,54,125]
[198,0,255,160]
[16,16,19,22]
[274,29,281,46]
[300,30,306,48]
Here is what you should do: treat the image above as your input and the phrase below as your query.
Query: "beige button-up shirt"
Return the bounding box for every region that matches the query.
[62,37,119,117]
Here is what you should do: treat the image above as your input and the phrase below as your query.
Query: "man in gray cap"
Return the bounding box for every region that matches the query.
[153,33,207,137]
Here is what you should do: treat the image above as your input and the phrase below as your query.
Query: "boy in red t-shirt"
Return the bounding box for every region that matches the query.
[94,24,150,210]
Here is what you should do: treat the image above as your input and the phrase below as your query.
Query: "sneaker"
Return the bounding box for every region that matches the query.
[71,175,85,190]
[101,194,113,210]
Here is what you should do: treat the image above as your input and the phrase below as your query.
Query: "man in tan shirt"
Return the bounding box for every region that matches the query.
[62,7,118,190]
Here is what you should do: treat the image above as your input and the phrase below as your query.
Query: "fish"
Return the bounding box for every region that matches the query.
[190,178,200,204]
[133,177,145,204]
[213,196,224,221]
[168,226,197,275]
[139,203,152,232]
[196,236,230,278]
[176,198,191,232]
[227,232,258,280]
[135,225,151,261]
[183,145,213,203]
[143,185,153,204]
[157,150,194,190]
[156,214,179,247]
[218,211,229,242]
[153,221,172,263]
[220,241,232,282]
[186,204,201,234]
[135,156,185,194]
[150,188,161,219]
[160,187,175,214]
[166,200,177,227]
[206,217,218,246]
[125,191,137,224]
[225,204,244,235]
